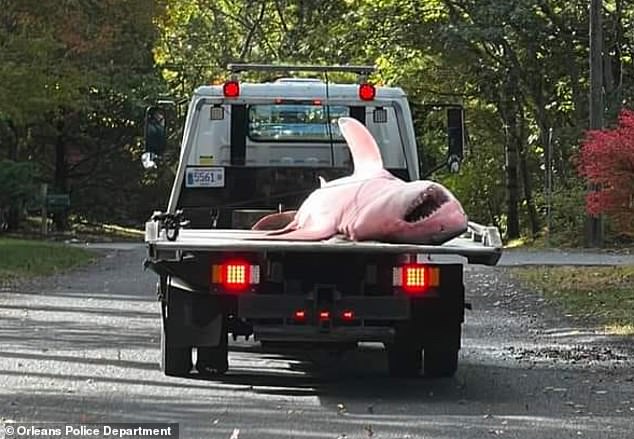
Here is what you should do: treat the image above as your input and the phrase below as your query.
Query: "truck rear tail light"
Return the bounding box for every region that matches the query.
[223,80,240,98]
[319,310,330,321]
[211,261,259,291]
[294,310,306,321]
[359,83,376,101]
[341,310,355,321]
[392,264,440,293]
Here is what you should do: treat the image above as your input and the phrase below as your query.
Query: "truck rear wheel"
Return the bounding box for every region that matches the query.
[196,345,228,375]
[423,348,458,377]
[196,319,229,376]
[386,344,422,378]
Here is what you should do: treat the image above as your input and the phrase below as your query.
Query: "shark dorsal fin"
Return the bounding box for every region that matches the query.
[318,176,327,187]
[338,117,384,175]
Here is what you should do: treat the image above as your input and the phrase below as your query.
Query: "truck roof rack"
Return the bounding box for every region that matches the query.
[227,63,376,75]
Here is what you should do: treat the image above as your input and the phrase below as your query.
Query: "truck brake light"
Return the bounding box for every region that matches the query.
[359,83,376,101]
[392,264,440,293]
[223,80,240,98]
[211,261,259,291]
[319,310,330,321]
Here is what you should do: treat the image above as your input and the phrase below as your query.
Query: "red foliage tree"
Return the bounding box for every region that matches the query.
[578,109,634,237]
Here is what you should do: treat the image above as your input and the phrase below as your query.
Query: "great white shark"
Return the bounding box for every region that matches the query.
[252,117,468,244]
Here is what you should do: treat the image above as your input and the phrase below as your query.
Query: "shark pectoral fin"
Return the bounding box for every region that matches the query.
[251,211,298,230]
[265,218,299,235]
[253,222,336,241]
[270,226,336,241]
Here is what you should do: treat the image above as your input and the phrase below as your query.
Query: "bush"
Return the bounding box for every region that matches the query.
[0,160,38,230]
[537,178,587,246]
[578,109,634,238]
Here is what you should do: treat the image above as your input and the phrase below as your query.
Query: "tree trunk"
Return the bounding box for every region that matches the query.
[499,74,521,240]
[53,117,68,231]
[587,0,604,247]
[517,109,540,237]
[5,119,19,161]
[603,0,623,124]
[5,119,20,230]
[504,120,520,240]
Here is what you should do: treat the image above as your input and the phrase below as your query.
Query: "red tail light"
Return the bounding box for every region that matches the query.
[211,260,259,291]
[223,80,240,98]
[359,83,376,101]
[294,310,306,321]
[319,311,330,321]
[342,310,355,321]
[403,264,426,292]
[222,262,249,289]
[392,264,439,294]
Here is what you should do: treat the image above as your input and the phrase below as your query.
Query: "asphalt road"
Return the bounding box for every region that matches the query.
[0,246,632,439]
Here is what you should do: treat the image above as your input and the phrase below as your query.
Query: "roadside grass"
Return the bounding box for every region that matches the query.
[511,265,634,335]
[70,220,144,241]
[0,238,95,285]
[20,216,144,242]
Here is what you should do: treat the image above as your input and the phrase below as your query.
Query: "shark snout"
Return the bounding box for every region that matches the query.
[403,185,451,223]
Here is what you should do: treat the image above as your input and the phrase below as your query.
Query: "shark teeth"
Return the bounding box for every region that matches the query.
[403,187,449,223]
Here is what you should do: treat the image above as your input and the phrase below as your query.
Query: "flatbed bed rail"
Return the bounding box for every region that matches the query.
[146,221,502,266]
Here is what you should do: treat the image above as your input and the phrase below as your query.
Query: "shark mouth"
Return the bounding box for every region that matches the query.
[403,186,450,223]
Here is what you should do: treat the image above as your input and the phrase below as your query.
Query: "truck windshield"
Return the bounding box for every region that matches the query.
[189,103,407,169]
[248,104,349,142]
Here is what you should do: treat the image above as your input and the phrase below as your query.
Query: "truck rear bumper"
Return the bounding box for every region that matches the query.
[237,294,410,320]
[238,294,408,343]
[253,325,395,343]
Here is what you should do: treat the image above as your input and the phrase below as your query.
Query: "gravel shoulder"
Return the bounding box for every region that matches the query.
[499,248,634,266]
[0,246,632,439]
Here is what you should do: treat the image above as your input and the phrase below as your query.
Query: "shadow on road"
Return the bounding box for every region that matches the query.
[1,248,632,438]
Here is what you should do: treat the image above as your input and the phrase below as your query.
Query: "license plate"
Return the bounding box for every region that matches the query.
[185,167,225,188]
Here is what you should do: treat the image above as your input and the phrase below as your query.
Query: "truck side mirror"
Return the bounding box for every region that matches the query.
[143,106,167,169]
[447,108,464,173]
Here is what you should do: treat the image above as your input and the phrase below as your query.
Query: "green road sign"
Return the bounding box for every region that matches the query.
[46,194,70,211]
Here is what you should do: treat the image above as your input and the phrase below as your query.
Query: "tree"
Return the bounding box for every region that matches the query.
[0,0,167,230]
[578,109,634,238]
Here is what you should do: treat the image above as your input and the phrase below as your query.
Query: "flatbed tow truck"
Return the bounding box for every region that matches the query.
[144,64,502,378]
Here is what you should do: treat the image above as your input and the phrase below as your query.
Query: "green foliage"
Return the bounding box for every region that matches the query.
[2,0,633,241]
[0,160,37,208]
[0,0,169,228]
[538,177,587,246]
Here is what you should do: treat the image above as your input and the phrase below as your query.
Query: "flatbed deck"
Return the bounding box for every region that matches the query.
[146,222,502,266]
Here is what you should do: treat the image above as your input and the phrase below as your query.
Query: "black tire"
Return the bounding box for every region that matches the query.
[387,344,422,378]
[160,323,192,377]
[196,319,229,376]
[423,348,458,378]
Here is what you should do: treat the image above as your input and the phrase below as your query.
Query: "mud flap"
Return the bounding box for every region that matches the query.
[164,285,224,348]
